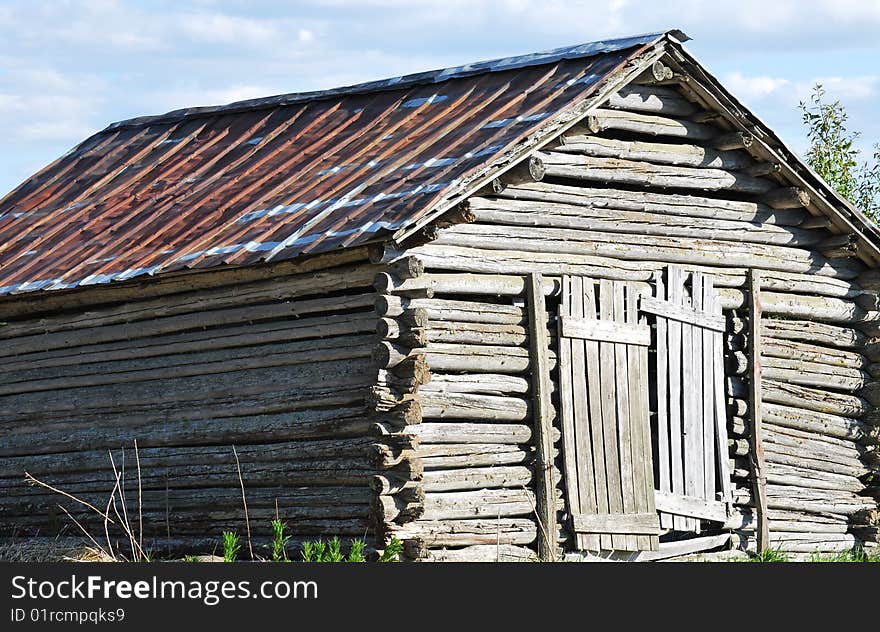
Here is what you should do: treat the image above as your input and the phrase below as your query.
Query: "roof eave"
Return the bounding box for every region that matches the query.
[391,35,675,246]
[663,42,880,267]
[399,36,880,269]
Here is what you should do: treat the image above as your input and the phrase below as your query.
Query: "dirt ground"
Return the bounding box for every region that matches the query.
[0,537,114,562]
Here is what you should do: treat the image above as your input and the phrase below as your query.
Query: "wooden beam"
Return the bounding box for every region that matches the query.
[488,155,545,194]
[639,296,726,331]
[571,512,661,535]
[761,187,811,210]
[713,131,753,151]
[558,314,651,346]
[526,272,558,561]
[633,60,675,84]
[653,490,729,523]
[747,269,770,552]
[566,533,732,562]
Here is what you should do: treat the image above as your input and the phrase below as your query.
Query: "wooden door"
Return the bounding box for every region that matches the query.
[640,266,732,532]
[557,276,659,552]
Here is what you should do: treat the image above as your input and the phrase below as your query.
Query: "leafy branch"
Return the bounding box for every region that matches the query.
[800,83,880,222]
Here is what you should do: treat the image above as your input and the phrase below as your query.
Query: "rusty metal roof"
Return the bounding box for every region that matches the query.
[0,32,674,297]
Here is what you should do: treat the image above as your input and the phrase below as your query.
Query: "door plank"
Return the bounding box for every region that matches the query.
[598,279,625,550]
[713,292,733,504]
[571,277,600,551]
[581,280,608,551]
[683,273,701,533]
[654,272,672,530]
[702,277,717,502]
[666,267,687,532]
[614,282,637,551]
[627,282,654,550]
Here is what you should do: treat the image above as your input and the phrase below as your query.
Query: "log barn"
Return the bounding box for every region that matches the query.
[0,30,878,561]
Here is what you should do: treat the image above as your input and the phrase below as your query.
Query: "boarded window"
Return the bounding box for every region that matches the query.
[641,266,732,532]
[557,276,659,552]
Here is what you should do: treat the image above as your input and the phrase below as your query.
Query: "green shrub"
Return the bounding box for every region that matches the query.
[800,83,880,220]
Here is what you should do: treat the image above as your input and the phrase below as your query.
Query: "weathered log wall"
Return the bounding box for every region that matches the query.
[0,250,413,557]
[376,80,879,560]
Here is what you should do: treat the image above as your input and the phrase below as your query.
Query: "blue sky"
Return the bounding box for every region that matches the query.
[1,0,879,198]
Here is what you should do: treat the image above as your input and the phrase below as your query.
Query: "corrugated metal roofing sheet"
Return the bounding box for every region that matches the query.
[0,32,670,296]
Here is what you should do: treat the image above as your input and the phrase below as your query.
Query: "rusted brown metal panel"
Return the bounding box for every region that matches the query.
[0,34,667,296]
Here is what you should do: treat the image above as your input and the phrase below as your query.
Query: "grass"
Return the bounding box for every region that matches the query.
[807,548,880,562]
[745,546,880,563]
[222,531,240,562]
[748,548,790,562]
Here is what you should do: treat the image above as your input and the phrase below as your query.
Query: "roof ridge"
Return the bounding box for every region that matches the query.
[102,30,687,133]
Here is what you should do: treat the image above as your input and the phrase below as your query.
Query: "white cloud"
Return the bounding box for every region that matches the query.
[176,13,285,46]
[813,76,879,100]
[724,71,878,106]
[18,121,98,142]
[724,72,791,101]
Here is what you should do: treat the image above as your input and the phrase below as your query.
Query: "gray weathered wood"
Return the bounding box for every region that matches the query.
[640,295,726,330]
[526,272,559,561]
[557,276,586,547]
[747,269,770,552]
[614,282,637,550]
[558,275,657,552]
[666,266,686,531]
[581,279,608,550]
[540,152,776,195]
[571,512,660,535]
[653,490,728,522]
[599,280,626,549]
[650,266,729,531]
[654,272,671,529]
[585,108,719,140]
[559,314,650,345]
[606,85,699,117]
[702,277,716,501]
[555,134,752,170]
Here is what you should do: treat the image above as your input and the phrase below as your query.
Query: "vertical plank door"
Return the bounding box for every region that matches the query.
[640,266,732,530]
[558,275,659,552]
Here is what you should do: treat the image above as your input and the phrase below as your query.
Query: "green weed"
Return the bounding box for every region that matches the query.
[379,537,403,562]
[271,519,290,562]
[222,531,240,562]
[299,536,395,562]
